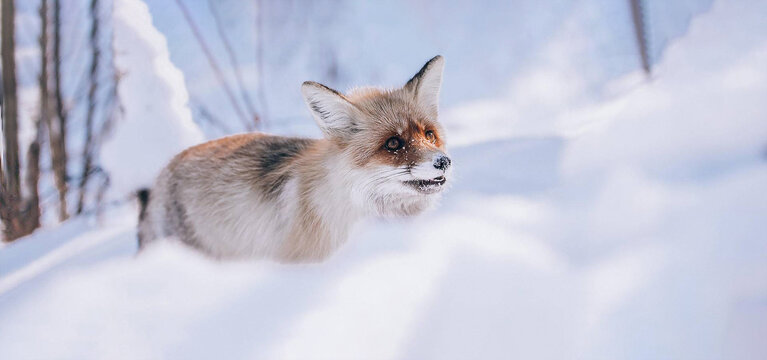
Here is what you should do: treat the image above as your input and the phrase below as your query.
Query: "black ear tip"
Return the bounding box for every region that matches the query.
[300,81,328,98]
[301,81,342,96]
[419,55,445,74]
[429,55,444,65]
[405,55,446,89]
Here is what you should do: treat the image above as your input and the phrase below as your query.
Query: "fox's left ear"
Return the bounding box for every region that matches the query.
[404,55,445,119]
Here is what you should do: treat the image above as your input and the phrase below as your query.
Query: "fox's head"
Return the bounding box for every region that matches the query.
[301,55,451,217]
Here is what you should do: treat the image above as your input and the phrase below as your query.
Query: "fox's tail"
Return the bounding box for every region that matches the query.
[137,188,151,221]
[136,188,151,249]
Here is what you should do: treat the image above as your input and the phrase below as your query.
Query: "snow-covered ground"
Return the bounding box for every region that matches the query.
[1,0,766,359]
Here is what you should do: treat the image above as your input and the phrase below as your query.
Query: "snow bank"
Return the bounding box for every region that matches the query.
[1,0,766,359]
[564,0,767,179]
[100,0,204,197]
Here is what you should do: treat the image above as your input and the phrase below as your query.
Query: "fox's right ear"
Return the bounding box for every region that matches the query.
[301,81,357,139]
[404,55,445,119]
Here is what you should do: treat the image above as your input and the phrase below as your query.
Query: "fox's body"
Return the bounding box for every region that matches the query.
[138,56,452,262]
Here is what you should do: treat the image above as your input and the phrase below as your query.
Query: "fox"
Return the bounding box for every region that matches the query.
[137,55,452,262]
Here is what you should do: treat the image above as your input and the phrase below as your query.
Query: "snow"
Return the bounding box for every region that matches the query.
[100,0,204,196]
[1,0,767,359]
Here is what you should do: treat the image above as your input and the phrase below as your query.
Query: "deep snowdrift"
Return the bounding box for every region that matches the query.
[1,1,766,359]
[101,0,204,196]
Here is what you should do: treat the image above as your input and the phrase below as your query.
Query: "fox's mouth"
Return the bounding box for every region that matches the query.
[404,176,446,194]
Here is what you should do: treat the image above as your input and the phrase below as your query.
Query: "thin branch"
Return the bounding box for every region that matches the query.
[254,0,269,123]
[629,0,651,75]
[93,169,109,221]
[174,0,253,132]
[207,0,260,128]
[53,0,66,122]
[190,96,233,135]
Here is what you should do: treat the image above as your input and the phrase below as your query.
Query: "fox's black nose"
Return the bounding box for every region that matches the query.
[433,155,451,171]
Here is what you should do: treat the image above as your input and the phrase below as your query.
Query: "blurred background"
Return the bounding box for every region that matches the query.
[1,0,765,359]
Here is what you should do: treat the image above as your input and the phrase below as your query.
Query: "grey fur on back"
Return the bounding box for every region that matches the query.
[138,134,324,260]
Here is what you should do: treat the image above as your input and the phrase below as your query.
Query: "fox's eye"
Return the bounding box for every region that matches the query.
[385,137,403,151]
[425,130,436,143]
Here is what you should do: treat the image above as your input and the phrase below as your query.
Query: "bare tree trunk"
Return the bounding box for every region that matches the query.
[49,0,68,221]
[22,0,51,232]
[0,144,7,239]
[1,0,44,240]
[1,0,23,241]
[21,116,43,233]
[76,0,100,215]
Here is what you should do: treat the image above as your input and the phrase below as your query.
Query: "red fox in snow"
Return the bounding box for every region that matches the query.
[137,56,452,262]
